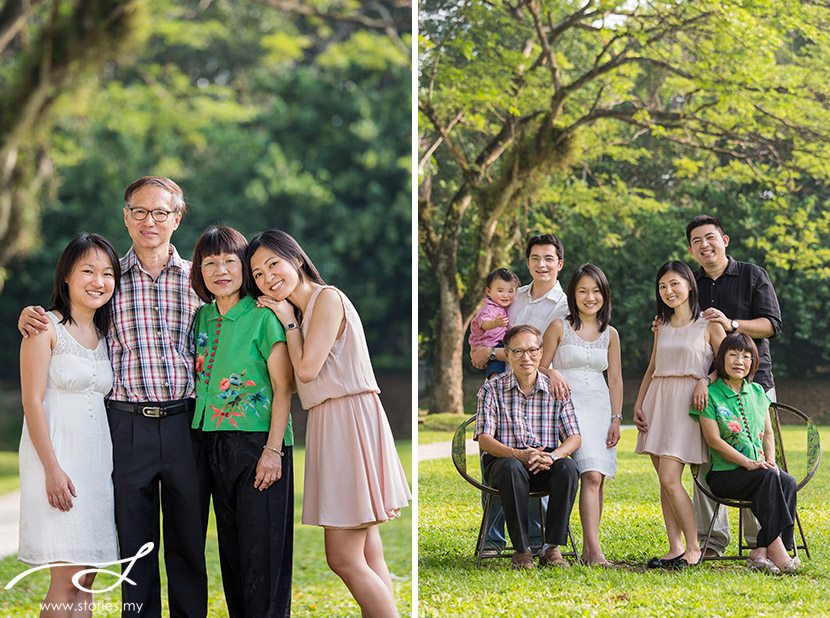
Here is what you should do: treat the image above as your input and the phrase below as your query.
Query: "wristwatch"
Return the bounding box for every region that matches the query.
[285,322,299,332]
[730,319,739,333]
[550,452,559,463]
[488,348,496,361]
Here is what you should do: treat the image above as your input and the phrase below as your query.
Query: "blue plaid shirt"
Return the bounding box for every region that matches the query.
[474,371,579,450]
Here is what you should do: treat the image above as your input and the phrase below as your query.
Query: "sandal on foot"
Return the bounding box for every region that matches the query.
[747,557,781,575]
[781,556,802,574]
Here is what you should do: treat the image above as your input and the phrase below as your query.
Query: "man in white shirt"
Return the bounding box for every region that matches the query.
[470,234,571,550]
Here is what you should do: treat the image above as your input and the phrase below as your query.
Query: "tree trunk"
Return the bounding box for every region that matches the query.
[428,252,466,415]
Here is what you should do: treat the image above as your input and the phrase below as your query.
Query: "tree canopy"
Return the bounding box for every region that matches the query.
[0,0,412,370]
[419,0,830,413]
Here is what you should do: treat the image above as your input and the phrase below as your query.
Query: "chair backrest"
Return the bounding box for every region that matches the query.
[451,414,494,494]
[769,402,822,492]
[692,401,821,504]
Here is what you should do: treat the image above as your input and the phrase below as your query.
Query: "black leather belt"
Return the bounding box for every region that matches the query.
[106,398,194,418]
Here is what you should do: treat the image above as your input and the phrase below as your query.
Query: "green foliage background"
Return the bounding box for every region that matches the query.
[0,0,411,371]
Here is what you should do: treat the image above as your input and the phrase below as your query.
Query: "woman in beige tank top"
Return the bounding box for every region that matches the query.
[248,230,410,618]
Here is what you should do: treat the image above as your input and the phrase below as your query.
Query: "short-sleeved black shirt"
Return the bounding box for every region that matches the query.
[694,257,782,391]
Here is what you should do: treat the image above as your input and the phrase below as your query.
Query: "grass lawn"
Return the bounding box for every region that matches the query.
[418,413,466,445]
[419,427,828,618]
[0,441,412,617]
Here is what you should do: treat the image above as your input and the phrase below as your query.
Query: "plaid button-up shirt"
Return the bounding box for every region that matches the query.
[474,371,579,450]
[108,245,203,402]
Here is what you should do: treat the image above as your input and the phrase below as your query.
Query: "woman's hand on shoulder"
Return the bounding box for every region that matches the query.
[254,448,283,490]
[256,295,297,326]
[18,306,49,339]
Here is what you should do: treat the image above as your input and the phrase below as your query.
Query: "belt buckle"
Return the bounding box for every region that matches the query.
[142,406,164,418]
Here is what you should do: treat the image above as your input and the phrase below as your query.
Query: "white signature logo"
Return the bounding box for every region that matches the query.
[4,542,154,594]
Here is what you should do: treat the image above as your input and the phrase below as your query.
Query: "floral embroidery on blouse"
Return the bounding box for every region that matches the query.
[715,405,755,460]
[196,333,270,429]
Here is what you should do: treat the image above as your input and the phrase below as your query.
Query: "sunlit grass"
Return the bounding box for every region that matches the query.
[419,428,828,617]
[0,442,412,617]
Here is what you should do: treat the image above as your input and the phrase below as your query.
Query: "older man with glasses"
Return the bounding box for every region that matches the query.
[474,324,581,570]
[19,177,209,617]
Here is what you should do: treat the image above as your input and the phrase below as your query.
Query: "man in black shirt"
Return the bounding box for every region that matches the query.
[686,214,783,556]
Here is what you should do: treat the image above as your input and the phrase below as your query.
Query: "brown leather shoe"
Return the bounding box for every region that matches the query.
[540,546,570,568]
[511,549,535,570]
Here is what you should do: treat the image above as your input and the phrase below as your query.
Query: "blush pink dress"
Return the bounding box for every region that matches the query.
[634,318,712,464]
[296,286,411,528]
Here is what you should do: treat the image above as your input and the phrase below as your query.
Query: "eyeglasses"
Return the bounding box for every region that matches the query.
[127,207,175,222]
[507,346,541,359]
[200,258,240,272]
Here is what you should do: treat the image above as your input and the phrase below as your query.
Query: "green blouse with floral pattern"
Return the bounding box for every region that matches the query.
[689,378,770,471]
[192,295,293,444]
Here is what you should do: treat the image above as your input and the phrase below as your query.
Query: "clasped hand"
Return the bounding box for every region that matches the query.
[746,457,779,473]
[516,447,554,473]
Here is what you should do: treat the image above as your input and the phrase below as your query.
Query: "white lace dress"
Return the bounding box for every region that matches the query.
[18,312,118,566]
[552,318,617,478]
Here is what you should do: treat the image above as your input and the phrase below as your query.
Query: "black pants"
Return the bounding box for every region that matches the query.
[108,405,211,618]
[483,453,578,551]
[207,432,293,618]
[707,467,797,550]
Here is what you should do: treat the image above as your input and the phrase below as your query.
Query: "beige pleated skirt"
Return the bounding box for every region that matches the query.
[302,391,411,528]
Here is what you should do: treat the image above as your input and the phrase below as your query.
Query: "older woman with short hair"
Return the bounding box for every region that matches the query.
[690,332,799,574]
[190,226,294,617]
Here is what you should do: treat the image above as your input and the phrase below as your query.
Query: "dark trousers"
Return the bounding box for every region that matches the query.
[483,453,578,551]
[707,467,797,550]
[107,405,211,618]
[207,432,293,618]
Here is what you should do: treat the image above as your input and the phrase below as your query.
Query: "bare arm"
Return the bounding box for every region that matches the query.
[762,411,777,464]
[17,305,50,339]
[606,327,623,447]
[20,322,76,511]
[481,314,509,331]
[691,322,728,412]
[633,330,659,432]
[471,345,506,369]
[538,319,563,369]
[708,320,727,356]
[254,342,294,491]
[699,416,776,471]
[258,287,345,383]
[701,309,775,339]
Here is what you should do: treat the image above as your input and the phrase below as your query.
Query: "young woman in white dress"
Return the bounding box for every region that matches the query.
[540,264,622,566]
[19,234,120,617]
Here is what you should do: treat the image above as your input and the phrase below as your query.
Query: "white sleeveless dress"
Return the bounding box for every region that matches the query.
[552,318,617,478]
[18,312,118,566]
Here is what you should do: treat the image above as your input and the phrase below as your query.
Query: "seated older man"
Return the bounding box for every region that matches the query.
[475,324,581,569]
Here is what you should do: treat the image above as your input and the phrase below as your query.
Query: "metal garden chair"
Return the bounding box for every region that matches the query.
[451,413,578,567]
[693,401,821,562]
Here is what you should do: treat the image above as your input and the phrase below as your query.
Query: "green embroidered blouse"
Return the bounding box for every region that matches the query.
[192,295,293,444]
[689,378,770,471]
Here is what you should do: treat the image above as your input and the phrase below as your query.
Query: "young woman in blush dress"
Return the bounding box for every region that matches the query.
[540,264,622,566]
[248,229,410,618]
[633,261,726,569]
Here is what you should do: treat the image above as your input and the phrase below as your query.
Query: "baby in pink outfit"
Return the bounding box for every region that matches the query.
[469,268,519,379]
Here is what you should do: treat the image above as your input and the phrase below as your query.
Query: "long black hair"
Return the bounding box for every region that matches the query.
[50,233,121,336]
[566,263,611,333]
[246,229,325,298]
[655,260,700,325]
